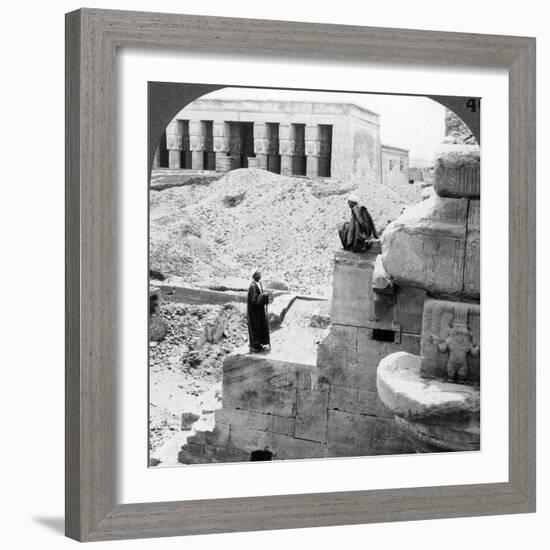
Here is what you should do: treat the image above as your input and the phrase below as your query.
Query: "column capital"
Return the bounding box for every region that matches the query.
[213,121,229,153]
[189,120,205,152]
[166,119,183,151]
[305,123,321,157]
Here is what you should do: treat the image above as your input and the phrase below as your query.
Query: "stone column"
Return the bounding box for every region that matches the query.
[165,120,183,169]
[253,122,268,170]
[279,123,293,176]
[305,124,320,177]
[152,146,161,169]
[213,121,230,172]
[189,120,205,170]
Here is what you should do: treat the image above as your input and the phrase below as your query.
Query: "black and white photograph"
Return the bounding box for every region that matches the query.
[2,0,544,545]
[148,85,481,466]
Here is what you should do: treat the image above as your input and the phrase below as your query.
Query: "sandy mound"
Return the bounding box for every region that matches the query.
[150,169,421,293]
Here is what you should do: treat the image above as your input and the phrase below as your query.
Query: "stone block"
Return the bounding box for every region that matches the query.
[341,361,378,393]
[222,354,304,416]
[464,200,480,298]
[353,415,415,456]
[393,286,427,335]
[420,299,480,383]
[381,195,474,298]
[316,326,355,373]
[207,445,250,463]
[378,352,480,420]
[227,425,271,453]
[328,386,378,416]
[295,388,329,443]
[325,410,413,457]
[319,333,407,392]
[331,324,358,350]
[373,292,395,323]
[434,144,480,199]
[271,415,296,437]
[332,249,379,327]
[356,331,402,371]
[270,434,325,460]
[184,422,232,459]
[400,333,421,355]
[216,408,272,432]
[396,416,480,453]
[376,352,480,451]
[326,410,356,455]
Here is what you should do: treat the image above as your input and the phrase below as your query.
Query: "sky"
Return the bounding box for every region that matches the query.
[197,87,446,163]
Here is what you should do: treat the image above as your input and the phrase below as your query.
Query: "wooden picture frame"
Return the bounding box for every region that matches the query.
[65,8,536,542]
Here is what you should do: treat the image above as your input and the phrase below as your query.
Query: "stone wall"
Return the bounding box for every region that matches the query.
[180,244,419,464]
[181,343,417,463]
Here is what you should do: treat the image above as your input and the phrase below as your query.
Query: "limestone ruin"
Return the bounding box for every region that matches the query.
[171,139,480,462]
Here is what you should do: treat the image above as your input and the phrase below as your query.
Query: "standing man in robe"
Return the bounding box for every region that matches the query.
[337,193,378,252]
[247,270,270,353]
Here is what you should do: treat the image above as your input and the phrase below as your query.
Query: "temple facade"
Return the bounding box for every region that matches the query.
[153,99,406,185]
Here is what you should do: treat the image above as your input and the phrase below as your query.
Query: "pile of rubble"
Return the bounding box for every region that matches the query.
[150,169,422,294]
[149,302,248,453]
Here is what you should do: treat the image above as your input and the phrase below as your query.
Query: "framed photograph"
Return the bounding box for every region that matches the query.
[65,8,536,542]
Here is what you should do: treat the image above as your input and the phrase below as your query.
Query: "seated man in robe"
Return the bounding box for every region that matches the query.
[247,270,270,353]
[337,193,378,252]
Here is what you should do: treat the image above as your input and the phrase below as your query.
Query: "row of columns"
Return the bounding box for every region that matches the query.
[154,120,328,178]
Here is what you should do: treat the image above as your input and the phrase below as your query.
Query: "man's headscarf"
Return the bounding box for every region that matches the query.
[347,192,360,204]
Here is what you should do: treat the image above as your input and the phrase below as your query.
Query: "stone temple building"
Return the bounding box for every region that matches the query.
[153,99,409,186]
[381,145,409,186]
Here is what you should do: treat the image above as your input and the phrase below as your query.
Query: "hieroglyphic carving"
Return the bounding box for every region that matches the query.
[432,327,479,382]
[421,299,480,383]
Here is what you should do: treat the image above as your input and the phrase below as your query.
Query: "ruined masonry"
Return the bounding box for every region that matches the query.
[376,143,480,452]
[180,142,480,462]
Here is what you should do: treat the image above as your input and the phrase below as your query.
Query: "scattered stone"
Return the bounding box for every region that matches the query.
[266,280,290,291]
[181,412,200,430]
[309,314,331,329]
[150,315,168,342]
[267,294,297,328]
[223,191,246,207]
[150,269,166,281]
[149,287,161,315]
